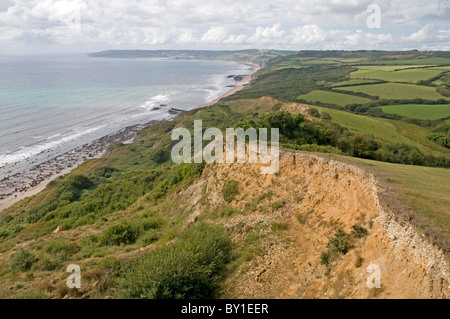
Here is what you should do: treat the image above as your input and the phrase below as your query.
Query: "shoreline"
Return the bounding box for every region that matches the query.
[0,62,259,213]
[0,119,169,213]
[195,62,260,109]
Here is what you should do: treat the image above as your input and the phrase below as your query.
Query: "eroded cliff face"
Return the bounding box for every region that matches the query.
[180,150,449,298]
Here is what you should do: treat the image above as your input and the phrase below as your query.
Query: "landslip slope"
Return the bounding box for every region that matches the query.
[178,150,449,298]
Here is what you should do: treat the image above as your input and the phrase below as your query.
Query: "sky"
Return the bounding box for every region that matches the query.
[0,0,449,54]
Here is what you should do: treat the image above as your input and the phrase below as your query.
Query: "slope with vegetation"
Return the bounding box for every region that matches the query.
[0,51,449,299]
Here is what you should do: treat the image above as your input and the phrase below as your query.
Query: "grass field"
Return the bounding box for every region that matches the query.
[334,155,450,241]
[336,82,449,100]
[380,104,450,120]
[366,57,450,65]
[349,68,444,83]
[331,79,383,87]
[357,65,435,71]
[297,90,372,106]
[427,65,450,71]
[312,105,450,157]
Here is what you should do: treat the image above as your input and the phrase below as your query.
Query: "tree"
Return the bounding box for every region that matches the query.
[351,134,378,159]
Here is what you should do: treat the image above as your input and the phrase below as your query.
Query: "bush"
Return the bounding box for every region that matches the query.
[39,255,61,271]
[351,224,368,238]
[271,201,285,211]
[100,223,138,246]
[321,112,331,120]
[138,229,161,246]
[9,248,35,272]
[64,174,94,190]
[96,166,119,178]
[45,239,79,261]
[351,134,378,159]
[151,149,170,164]
[320,228,352,267]
[223,180,239,202]
[80,235,98,258]
[217,206,238,218]
[296,214,307,224]
[308,108,320,118]
[321,225,369,267]
[121,223,231,299]
[268,111,303,138]
[271,222,288,232]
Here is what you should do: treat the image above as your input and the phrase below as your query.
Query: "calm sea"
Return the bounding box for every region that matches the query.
[0,55,250,179]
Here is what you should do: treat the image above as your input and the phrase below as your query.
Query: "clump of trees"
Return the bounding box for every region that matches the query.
[243,110,448,168]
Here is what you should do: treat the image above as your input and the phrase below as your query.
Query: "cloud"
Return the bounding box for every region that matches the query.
[401,24,433,42]
[247,24,285,44]
[0,0,448,53]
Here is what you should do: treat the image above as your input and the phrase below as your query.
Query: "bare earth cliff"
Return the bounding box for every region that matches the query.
[178,150,449,298]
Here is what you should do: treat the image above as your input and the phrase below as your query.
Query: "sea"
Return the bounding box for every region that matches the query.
[0,55,251,180]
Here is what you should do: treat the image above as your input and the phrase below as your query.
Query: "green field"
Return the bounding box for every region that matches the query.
[366,57,450,65]
[380,104,450,120]
[312,105,450,157]
[297,90,372,106]
[358,65,435,71]
[331,79,383,87]
[349,68,443,83]
[427,65,450,71]
[336,82,449,100]
[335,155,450,241]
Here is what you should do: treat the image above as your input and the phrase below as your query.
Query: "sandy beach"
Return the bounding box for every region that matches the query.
[0,63,259,213]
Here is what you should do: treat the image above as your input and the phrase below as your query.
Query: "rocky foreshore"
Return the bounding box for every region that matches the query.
[0,116,178,212]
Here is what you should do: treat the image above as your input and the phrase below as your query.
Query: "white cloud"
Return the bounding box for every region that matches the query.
[247,24,285,44]
[201,26,229,44]
[401,24,433,42]
[0,0,448,53]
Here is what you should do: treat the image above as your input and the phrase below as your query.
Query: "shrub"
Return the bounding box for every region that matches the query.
[45,239,79,261]
[223,180,239,202]
[151,149,170,164]
[9,248,35,272]
[296,214,307,224]
[308,108,320,118]
[64,174,94,190]
[39,255,61,271]
[271,222,288,232]
[121,223,231,299]
[268,111,302,138]
[351,224,369,238]
[80,235,99,258]
[321,225,369,267]
[96,166,119,178]
[0,229,9,239]
[328,228,352,254]
[218,206,238,218]
[271,201,285,211]
[320,228,352,267]
[100,223,137,246]
[321,112,331,120]
[351,134,378,159]
[138,229,160,246]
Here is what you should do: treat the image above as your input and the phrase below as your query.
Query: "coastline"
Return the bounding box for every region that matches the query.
[0,62,259,213]
[195,62,260,109]
[0,120,166,213]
